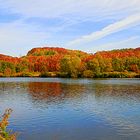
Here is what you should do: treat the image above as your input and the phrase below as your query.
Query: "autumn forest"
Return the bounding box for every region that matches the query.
[0,47,140,78]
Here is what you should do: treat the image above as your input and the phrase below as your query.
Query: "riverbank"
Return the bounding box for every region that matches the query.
[0,71,140,78]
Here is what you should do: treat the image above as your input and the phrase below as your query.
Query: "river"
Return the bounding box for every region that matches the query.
[0,78,140,140]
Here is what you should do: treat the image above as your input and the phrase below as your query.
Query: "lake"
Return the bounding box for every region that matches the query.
[0,78,140,140]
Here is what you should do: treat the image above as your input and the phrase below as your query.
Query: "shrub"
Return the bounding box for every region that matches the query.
[21,72,35,77]
[40,72,57,77]
[0,109,17,140]
[57,72,69,78]
[83,70,94,78]
[0,73,3,77]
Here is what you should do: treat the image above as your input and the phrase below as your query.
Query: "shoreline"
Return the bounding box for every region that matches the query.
[0,71,139,78]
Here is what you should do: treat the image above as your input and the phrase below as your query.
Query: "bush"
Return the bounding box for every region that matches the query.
[57,72,69,78]
[21,72,35,77]
[83,70,94,78]
[135,73,140,78]
[93,72,138,78]
[0,109,17,140]
[40,72,57,77]
[11,72,40,77]
[0,73,3,77]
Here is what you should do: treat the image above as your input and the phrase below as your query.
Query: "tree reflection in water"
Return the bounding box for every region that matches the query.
[28,82,87,102]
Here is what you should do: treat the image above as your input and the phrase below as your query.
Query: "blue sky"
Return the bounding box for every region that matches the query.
[0,0,140,56]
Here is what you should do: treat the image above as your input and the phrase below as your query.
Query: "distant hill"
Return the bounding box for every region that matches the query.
[0,47,140,78]
[95,48,140,58]
[0,54,19,63]
[27,47,89,58]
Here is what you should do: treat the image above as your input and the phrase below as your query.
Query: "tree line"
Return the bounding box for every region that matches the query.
[0,47,140,78]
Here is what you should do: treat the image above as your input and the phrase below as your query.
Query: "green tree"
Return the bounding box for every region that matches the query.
[112,58,124,72]
[0,61,15,75]
[60,55,81,78]
[103,58,113,72]
[83,70,94,78]
[87,58,100,74]
[95,54,106,72]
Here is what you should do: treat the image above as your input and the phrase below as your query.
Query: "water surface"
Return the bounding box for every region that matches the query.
[0,78,140,140]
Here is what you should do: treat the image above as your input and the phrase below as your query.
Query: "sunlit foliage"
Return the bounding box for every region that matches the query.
[0,47,140,78]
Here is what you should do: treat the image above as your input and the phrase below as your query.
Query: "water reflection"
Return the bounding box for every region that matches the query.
[0,78,140,140]
[0,82,28,94]
[28,82,62,100]
[28,82,87,102]
[94,83,140,99]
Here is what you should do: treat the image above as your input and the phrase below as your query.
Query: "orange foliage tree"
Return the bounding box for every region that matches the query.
[0,47,140,77]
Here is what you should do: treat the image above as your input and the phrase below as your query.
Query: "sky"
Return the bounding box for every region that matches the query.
[0,0,140,56]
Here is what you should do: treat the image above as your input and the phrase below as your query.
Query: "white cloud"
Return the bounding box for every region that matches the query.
[67,13,140,47]
[1,0,140,19]
[0,20,49,56]
[0,0,140,56]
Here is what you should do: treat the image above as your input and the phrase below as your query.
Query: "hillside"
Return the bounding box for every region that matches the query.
[0,47,140,78]
[0,54,19,63]
[95,48,140,58]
